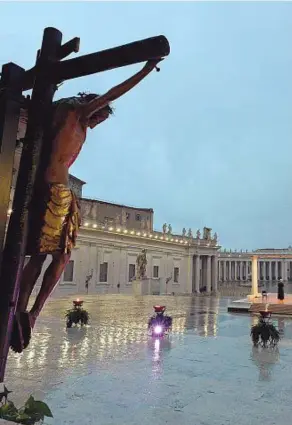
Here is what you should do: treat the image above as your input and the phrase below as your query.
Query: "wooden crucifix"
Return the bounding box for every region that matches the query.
[0,26,170,382]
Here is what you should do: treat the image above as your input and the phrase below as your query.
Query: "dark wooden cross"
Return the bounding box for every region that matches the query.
[0,26,170,382]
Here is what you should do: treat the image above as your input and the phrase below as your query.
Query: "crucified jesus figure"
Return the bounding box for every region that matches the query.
[10,58,162,353]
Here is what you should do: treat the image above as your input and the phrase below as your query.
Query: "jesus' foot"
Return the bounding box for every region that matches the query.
[10,313,24,353]
[10,312,32,353]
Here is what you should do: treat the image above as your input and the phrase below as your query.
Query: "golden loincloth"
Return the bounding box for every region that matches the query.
[27,184,80,255]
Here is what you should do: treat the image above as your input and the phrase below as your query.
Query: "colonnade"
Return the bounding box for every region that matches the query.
[218,259,291,282]
[192,255,218,293]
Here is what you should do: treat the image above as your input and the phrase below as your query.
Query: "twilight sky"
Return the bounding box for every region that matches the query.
[1,2,292,250]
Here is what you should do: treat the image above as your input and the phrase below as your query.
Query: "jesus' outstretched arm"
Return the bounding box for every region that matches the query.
[80,58,163,119]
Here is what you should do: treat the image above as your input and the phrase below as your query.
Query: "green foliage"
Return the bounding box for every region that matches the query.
[251,318,280,347]
[0,394,53,424]
[65,307,89,327]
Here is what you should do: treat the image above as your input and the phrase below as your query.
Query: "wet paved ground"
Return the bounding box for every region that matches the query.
[5,295,292,425]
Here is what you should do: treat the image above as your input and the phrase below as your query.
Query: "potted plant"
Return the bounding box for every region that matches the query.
[65,299,89,328]
[251,312,280,347]
[0,388,53,424]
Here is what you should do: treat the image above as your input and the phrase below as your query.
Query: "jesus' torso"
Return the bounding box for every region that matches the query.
[44,101,87,186]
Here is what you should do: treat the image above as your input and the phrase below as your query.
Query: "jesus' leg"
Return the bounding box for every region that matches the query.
[10,255,47,353]
[29,252,71,328]
[16,254,47,313]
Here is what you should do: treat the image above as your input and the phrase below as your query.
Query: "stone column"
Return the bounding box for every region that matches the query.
[282,261,287,281]
[262,261,266,281]
[206,255,211,293]
[211,255,218,292]
[240,261,243,281]
[275,261,278,280]
[187,254,193,294]
[223,261,226,281]
[234,261,237,280]
[268,262,272,281]
[195,255,200,293]
[251,255,259,297]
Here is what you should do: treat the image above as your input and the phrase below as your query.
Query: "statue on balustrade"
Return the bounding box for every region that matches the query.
[213,232,217,243]
[115,214,121,227]
[196,229,201,239]
[141,218,146,230]
[10,58,162,353]
[182,228,186,237]
[167,224,172,235]
[136,249,147,280]
[121,210,127,228]
[162,223,167,234]
[187,228,193,238]
[203,227,211,240]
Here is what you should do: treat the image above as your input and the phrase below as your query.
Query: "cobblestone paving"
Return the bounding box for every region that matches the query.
[4,295,292,425]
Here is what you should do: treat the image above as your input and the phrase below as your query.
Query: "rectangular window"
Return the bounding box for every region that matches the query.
[64,260,74,282]
[174,267,179,283]
[129,264,135,281]
[99,262,108,282]
[135,213,141,221]
[153,265,159,278]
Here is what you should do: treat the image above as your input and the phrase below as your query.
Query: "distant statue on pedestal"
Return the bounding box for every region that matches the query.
[182,228,186,237]
[187,228,193,238]
[121,210,127,228]
[136,249,147,280]
[213,232,218,243]
[115,214,121,227]
[141,218,146,231]
[196,229,201,239]
[203,227,212,240]
[167,224,172,235]
[162,223,167,234]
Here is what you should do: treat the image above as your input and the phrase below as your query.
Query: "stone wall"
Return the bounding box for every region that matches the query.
[80,198,153,231]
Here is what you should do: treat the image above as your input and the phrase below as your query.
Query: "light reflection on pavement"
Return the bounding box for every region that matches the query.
[5,295,292,425]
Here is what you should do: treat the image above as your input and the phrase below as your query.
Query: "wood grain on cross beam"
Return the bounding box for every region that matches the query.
[21,35,170,91]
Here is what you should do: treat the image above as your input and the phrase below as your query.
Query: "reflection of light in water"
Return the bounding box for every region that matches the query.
[16,330,51,369]
[250,346,280,381]
[171,317,186,334]
[7,296,223,388]
[79,336,90,358]
[151,338,162,379]
[153,338,160,362]
[213,322,217,337]
[14,353,23,369]
[59,339,70,367]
